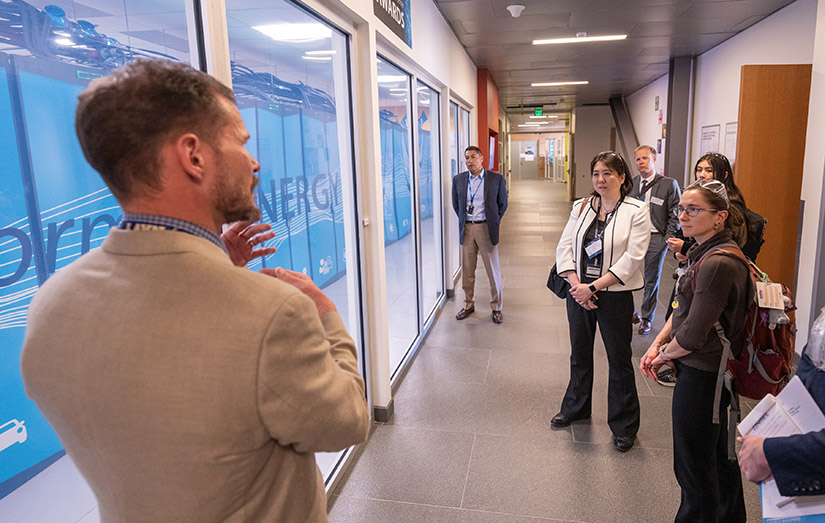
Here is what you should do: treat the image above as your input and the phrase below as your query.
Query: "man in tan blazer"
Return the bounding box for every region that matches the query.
[21,59,369,522]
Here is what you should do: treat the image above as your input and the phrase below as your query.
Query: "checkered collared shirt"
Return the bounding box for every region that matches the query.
[119,213,228,255]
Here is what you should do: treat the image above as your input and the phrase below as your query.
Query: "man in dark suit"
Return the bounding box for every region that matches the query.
[630,145,681,335]
[451,146,508,324]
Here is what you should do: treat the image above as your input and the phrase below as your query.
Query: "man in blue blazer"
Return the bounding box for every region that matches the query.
[738,338,825,497]
[451,146,508,324]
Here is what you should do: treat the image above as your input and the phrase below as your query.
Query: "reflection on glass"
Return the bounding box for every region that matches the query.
[0,0,191,488]
[376,58,417,374]
[449,102,460,277]
[225,0,360,482]
[416,83,443,318]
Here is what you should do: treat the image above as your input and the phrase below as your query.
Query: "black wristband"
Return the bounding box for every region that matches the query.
[588,284,597,293]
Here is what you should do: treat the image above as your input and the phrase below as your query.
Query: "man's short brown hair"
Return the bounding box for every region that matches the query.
[75,58,235,202]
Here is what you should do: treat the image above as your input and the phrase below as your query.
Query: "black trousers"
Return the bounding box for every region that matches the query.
[672,361,746,523]
[561,291,640,437]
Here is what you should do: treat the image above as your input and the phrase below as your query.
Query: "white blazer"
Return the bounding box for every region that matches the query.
[555,196,652,291]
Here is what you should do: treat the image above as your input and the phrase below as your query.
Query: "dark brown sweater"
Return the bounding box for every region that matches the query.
[671,230,752,372]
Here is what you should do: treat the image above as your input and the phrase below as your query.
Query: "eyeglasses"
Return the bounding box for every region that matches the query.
[674,206,720,217]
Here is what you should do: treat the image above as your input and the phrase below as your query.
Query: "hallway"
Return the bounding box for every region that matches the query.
[328,178,761,522]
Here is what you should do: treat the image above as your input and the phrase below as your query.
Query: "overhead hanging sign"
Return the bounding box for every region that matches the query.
[374,0,412,47]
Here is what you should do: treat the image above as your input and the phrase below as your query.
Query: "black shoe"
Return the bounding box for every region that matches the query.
[491,310,503,324]
[613,435,634,452]
[657,366,677,387]
[632,312,641,325]
[456,307,475,320]
[550,413,572,428]
[638,320,652,335]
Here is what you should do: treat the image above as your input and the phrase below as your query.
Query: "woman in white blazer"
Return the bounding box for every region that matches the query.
[550,151,652,452]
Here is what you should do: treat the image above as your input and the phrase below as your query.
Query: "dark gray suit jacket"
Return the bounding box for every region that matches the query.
[452,169,508,245]
[630,174,681,238]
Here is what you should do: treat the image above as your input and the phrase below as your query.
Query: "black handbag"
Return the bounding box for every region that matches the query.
[546,264,570,299]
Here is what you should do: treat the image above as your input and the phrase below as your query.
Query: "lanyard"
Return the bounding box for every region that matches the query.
[594,197,620,240]
[468,173,484,204]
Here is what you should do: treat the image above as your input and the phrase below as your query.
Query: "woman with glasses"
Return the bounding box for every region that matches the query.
[640,178,750,522]
[552,151,651,453]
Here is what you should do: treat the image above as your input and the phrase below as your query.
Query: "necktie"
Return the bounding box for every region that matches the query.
[640,180,648,201]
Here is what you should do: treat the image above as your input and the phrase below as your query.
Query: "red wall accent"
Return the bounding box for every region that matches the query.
[477,69,500,169]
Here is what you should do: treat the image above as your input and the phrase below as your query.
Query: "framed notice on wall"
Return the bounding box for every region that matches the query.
[725,122,738,162]
[700,124,721,154]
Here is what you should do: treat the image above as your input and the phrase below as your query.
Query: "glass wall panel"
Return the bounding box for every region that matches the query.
[225,0,361,482]
[0,0,192,495]
[416,83,442,317]
[449,102,460,277]
[376,57,417,374]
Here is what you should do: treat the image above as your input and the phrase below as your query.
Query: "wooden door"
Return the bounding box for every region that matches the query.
[735,64,812,288]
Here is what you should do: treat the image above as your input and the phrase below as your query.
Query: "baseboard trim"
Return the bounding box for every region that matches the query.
[373,399,394,422]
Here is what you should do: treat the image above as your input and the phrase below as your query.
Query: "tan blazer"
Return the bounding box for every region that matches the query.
[21,229,370,522]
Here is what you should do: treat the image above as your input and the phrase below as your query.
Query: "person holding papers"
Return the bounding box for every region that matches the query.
[738,312,825,497]
[640,178,751,522]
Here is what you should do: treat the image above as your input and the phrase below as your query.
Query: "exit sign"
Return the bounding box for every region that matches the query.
[534,108,543,116]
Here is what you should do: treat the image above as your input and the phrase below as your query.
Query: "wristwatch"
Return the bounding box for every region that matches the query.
[588,284,597,293]
[658,345,673,362]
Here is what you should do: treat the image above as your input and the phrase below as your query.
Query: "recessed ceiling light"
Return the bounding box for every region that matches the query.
[518,123,542,127]
[529,115,559,119]
[305,50,336,56]
[253,23,332,43]
[302,55,331,62]
[531,81,589,87]
[533,35,626,45]
[389,88,408,92]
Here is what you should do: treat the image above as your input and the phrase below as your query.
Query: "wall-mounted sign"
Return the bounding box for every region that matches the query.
[725,122,738,162]
[700,124,721,155]
[374,0,412,47]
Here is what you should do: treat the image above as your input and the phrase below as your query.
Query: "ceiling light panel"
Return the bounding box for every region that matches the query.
[531,81,589,87]
[533,35,627,45]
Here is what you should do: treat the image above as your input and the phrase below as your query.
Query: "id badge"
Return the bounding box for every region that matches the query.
[585,264,601,278]
[585,238,602,259]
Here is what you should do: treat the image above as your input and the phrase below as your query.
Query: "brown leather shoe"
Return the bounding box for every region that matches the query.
[456,307,475,320]
[639,319,652,335]
[491,310,503,324]
[632,312,641,325]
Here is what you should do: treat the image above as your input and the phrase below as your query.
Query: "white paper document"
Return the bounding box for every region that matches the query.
[738,376,825,520]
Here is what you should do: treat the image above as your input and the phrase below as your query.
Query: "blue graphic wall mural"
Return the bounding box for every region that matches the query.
[379,109,412,245]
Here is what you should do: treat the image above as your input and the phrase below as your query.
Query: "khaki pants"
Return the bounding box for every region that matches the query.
[461,222,503,311]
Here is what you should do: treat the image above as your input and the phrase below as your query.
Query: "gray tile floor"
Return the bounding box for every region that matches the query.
[329,179,762,522]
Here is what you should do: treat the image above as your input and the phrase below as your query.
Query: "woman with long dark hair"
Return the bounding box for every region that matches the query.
[667,152,764,264]
[641,178,751,522]
[551,151,651,452]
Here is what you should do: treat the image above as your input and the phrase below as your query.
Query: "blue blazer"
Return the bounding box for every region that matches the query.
[764,349,825,496]
[451,170,508,245]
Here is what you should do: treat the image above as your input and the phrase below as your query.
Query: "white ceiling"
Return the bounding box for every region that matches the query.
[434,0,797,129]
